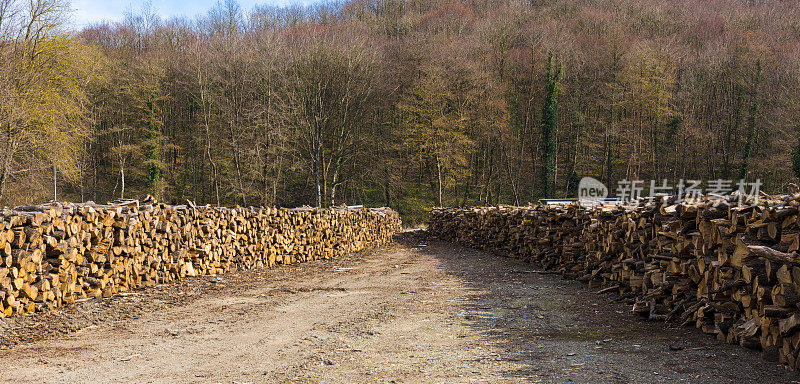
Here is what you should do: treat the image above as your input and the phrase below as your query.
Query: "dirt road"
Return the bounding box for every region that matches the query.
[0,232,796,383]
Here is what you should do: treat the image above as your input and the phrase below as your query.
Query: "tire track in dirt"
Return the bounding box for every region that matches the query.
[0,232,796,383]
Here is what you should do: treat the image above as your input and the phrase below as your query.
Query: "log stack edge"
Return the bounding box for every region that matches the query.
[0,200,401,318]
[429,196,800,369]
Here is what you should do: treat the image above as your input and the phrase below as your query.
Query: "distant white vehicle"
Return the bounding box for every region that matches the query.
[538,198,621,207]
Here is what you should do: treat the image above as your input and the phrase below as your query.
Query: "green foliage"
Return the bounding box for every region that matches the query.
[144,95,162,197]
[540,52,562,198]
[739,59,762,180]
[792,128,800,180]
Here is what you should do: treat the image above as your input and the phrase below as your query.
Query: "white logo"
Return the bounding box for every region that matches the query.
[578,177,607,204]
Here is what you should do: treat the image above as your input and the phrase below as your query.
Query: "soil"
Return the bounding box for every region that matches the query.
[0,231,797,383]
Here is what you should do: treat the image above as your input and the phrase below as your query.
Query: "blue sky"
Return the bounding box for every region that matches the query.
[69,0,319,28]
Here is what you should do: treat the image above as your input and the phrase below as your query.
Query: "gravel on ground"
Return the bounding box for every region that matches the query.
[0,231,796,383]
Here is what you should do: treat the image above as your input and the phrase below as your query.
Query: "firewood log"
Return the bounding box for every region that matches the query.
[428,193,800,369]
[0,200,400,318]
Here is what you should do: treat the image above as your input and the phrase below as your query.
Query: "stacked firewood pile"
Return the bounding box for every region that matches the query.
[428,205,589,273]
[428,195,800,369]
[0,199,400,318]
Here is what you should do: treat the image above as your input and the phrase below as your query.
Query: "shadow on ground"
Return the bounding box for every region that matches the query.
[396,231,800,384]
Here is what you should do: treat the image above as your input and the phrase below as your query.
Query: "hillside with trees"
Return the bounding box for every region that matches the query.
[3,0,800,222]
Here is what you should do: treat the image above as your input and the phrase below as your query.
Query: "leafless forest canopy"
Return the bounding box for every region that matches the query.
[1,0,799,222]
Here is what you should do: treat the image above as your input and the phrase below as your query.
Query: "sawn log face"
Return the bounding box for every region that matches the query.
[0,201,400,318]
[428,197,800,370]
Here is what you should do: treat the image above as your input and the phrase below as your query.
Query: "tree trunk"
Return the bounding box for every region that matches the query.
[739,60,762,180]
[330,157,343,206]
[540,53,562,198]
[436,153,443,206]
[119,159,125,199]
[0,125,14,201]
[313,140,322,208]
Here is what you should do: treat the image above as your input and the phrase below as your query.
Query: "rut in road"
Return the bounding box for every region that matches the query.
[0,232,794,383]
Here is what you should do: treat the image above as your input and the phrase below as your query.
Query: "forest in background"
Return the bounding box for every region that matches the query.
[2,0,800,223]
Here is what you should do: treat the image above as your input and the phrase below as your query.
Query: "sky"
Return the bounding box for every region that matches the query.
[68,0,320,28]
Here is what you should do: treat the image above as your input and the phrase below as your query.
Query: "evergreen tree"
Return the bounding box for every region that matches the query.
[540,52,562,198]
